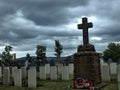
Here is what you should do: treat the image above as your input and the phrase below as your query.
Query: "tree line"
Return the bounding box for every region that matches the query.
[0,41,120,66]
[0,40,63,66]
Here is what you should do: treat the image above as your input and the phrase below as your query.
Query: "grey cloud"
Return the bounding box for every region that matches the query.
[0,0,89,26]
[0,0,119,57]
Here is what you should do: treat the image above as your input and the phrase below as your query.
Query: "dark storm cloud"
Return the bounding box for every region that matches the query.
[0,0,119,57]
[0,0,89,26]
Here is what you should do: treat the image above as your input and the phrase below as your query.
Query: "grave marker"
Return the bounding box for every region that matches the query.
[50,66,57,80]
[0,67,2,77]
[117,64,120,82]
[110,63,117,75]
[101,64,110,82]
[21,67,26,79]
[40,66,46,80]
[28,67,36,88]
[62,66,69,80]
[45,64,50,79]
[74,17,101,85]
[12,67,17,78]
[14,69,22,87]
[3,67,10,85]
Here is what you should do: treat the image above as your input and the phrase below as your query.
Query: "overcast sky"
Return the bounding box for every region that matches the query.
[0,0,119,58]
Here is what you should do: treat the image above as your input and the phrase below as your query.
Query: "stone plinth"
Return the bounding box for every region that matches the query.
[74,51,101,85]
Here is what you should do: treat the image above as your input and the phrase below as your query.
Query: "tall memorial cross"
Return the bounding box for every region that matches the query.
[78,17,93,45]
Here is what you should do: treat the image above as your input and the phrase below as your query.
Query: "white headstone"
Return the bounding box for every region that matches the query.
[50,66,57,80]
[12,67,17,78]
[118,83,120,90]
[45,64,50,74]
[45,64,50,79]
[101,64,110,82]
[25,60,28,68]
[57,64,63,79]
[68,64,74,75]
[110,63,117,75]
[62,66,69,80]
[39,66,46,80]
[21,67,26,79]
[0,67,2,77]
[117,64,120,82]
[57,64,63,75]
[3,67,10,85]
[28,67,36,88]
[14,69,22,87]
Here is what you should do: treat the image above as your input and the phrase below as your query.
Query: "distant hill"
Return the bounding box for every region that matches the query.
[17,56,66,61]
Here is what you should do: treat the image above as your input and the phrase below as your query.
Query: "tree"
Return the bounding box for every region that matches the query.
[54,40,63,62]
[103,43,120,62]
[2,46,13,66]
[26,53,33,63]
[36,45,46,63]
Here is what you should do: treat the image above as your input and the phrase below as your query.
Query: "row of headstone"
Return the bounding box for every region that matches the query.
[101,63,110,82]
[39,65,73,80]
[2,67,36,88]
[0,63,74,88]
[100,62,117,82]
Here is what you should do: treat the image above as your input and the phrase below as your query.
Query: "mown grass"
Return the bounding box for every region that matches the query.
[0,74,118,90]
[101,75,118,90]
[0,80,73,90]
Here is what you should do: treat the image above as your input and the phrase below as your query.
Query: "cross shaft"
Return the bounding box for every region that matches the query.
[78,17,93,45]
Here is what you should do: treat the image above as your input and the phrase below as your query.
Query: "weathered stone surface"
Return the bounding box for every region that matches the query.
[0,67,2,77]
[78,44,95,52]
[62,66,69,80]
[110,63,117,75]
[50,66,57,80]
[57,64,63,75]
[12,67,17,78]
[74,17,101,85]
[14,69,22,87]
[3,67,10,85]
[117,64,120,82]
[101,64,110,82]
[21,67,26,79]
[45,64,50,79]
[28,67,36,88]
[68,63,74,75]
[118,83,120,90]
[40,66,46,80]
[45,64,50,74]
[74,52,101,85]
[78,17,93,45]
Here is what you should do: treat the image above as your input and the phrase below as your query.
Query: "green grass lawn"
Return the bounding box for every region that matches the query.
[0,79,118,90]
[0,80,73,90]
[101,75,118,90]
[0,75,118,90]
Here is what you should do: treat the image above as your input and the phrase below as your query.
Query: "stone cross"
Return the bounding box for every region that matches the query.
[78,17,93,45]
